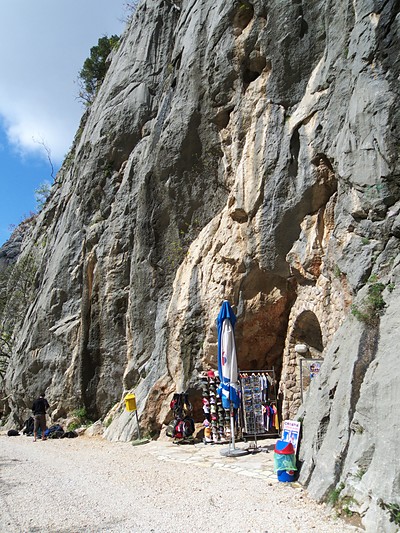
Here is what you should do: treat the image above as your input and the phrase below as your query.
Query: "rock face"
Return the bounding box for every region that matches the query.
[298,277,400,533]
[0,220,34,268]
[1,1,399,529]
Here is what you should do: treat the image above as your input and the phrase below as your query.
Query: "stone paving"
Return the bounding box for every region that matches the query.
[145,437,283,484]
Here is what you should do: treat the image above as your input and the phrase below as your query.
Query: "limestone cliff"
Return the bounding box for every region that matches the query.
[1,1,399,530]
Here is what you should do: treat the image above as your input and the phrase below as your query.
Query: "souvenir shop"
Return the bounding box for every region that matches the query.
[200,368,280,444]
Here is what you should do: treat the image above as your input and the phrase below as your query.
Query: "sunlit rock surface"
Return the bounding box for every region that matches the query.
[1,1,399,530]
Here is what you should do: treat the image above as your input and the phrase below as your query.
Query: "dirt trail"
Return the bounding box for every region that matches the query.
[0,434,357,533]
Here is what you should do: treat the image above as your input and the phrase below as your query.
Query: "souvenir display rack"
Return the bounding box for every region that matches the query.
[239,369,280,440]
[200,370,235,443]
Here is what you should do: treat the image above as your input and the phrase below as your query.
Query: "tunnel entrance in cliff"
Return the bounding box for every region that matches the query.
[233,268,297,392]
[235,309,286,380]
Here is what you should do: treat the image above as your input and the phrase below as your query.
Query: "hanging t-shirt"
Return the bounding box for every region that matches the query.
[272,404,279,430]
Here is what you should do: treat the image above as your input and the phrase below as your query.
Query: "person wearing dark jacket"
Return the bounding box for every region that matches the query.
[31,393,50,441]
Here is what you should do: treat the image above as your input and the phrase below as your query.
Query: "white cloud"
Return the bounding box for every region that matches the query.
[0,0,127,163]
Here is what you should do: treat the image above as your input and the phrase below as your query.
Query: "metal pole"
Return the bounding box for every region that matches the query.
[135,410,141,440]
[221,401,248,456]
[252,387,258,450]
[230,401,235,451]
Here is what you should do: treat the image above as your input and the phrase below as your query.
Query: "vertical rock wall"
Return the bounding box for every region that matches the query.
[1,1,400,528]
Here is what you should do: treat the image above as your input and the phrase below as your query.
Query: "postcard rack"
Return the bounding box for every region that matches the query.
[239,369,280,440]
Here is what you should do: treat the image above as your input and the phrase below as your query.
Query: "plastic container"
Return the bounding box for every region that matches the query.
[274,439,297,482]
[277,470,296,482]
[274,440,295,455]
[124,393,137,412]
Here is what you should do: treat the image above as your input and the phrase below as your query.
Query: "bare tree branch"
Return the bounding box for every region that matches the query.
[33,137,55,181]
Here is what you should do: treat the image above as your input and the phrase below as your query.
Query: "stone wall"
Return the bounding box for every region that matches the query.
[281,194,353,418]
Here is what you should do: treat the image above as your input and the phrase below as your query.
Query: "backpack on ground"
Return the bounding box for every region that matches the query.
[49,430,65,439]
[7,429,19,436]
[168,392,195,441]
[183,416,195,437]
[45,424,64,438]
[166,419,177,438]
[174,420,185,439]
[62,430,78,438]
[22,417,34,436]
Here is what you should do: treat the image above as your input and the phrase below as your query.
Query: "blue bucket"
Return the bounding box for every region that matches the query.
[277,470,295,482]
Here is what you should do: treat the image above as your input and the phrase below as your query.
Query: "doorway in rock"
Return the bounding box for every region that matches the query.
[235,307,291,400]
[229,269,297,399]
[233,299,296,428]
[284,309,324,418]
[292,310,323,355]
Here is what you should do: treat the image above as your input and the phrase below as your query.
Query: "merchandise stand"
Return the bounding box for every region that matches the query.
[239,369,280,443]
[200,371,233,444]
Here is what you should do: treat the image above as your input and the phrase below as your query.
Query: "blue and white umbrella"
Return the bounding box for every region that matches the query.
[217,300,248,456]
[217,300,240,409]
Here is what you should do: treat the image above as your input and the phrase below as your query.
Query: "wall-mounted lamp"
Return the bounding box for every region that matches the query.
[295,343,309,354]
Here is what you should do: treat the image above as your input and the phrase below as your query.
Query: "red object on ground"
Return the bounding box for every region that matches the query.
[274,440,294,455]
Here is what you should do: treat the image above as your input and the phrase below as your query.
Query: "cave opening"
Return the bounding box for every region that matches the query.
[234,274,297,405]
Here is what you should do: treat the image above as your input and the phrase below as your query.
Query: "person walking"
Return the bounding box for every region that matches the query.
[32,393,50,441]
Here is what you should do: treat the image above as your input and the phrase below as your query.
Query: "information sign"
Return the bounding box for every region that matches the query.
[282,420,301,454]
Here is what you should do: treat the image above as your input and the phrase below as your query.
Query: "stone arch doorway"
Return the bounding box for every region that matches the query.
[293,310,323,355]
[282,309,324,418]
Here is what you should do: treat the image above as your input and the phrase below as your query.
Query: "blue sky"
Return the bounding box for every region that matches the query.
[0,1,129,245]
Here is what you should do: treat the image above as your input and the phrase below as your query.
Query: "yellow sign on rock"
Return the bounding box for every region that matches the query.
[124,393,137,412]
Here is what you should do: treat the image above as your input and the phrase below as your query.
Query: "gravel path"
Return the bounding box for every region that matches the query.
[0,434,358,533]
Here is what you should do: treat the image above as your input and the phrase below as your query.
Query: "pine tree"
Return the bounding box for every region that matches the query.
[77,35,120,105]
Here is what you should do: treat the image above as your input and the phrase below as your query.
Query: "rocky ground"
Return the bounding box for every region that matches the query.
[0,433,361,533]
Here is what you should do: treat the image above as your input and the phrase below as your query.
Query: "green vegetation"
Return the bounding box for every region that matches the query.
[379,501,400,526]
[355,468,366,480]
[73,407,91,425]
[67,421,80,431]
[333,264,343,278]
[168,239,186,267]
[327,483,359,519]
[67,407,92,431]
[368,281,386,308]
[387,282,395,293]
[35,181,52,210]
[327,482,345,506]
[104,415,113,428]
[77,35,120,105]
[350,305,367,323]
[73,407,88,421]
[351,277,387,324]
[342,502,354,517]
